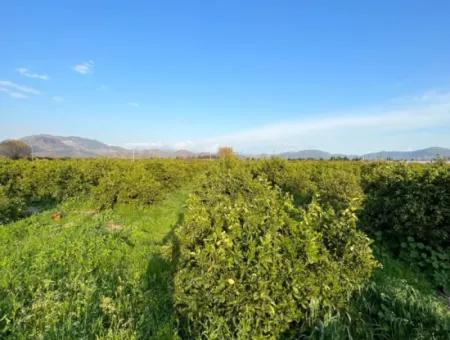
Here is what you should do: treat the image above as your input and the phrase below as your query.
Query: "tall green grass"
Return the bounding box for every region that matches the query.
[0,189,188,339]
[307,247,450,340]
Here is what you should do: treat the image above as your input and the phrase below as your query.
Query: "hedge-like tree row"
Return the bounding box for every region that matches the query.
[0,158,202,224]
[174,163,377,338]
[360,161,450,293]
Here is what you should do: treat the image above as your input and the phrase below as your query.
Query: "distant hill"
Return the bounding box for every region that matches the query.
[277,149,333,160]
[277,150,333,159]
[275,147,450,161]
[19,135,196,159]
[362,147,450,161]
[10,134,450,160]
[21,135,128,158]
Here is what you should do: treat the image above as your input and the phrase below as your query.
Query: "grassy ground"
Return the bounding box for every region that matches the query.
[0,188,189,339]
[308,247,450,339]
[1,186,449,339]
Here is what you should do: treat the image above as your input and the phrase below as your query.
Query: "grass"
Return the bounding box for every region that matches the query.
[1,186,449,339]
[0,188,189,339]
[307,247,450,340]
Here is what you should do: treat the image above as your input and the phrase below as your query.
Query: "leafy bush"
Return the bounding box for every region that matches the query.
[143,160,190,190]
[309,248,450,340]
[251,157,292,188]
[361,162,450,250]
[308,165,363,212]
[0,159,193,219]
[361,162,450,290]
[400,237,450,294]
[0,185,26,224]
[252,159,363,212]
[174,166,377,339]
[91,165,163,209]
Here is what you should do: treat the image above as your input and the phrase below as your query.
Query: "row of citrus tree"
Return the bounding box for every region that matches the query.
[174,160,377,338]
[174,158,449,337]
[250,158,449,293]
[0,158,203,224]
[2,157,447,293]
[361,161,450,293]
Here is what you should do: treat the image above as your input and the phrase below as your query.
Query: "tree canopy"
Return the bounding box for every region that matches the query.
[0,140,32,160]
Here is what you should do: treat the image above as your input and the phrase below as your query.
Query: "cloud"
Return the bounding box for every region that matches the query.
[128,102,140,108]
[203,94,450,153]
[0,80,40,99]
[16,67,49,80]
[73,60,94,75]
[128,90,450,154]
[52,96,64,102]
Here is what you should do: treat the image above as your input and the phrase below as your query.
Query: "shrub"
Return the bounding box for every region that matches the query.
[143,160,189,190]
[311,246,450,340]
[361,162,450,291]
[361,162,450,250]
[0,185,25,224]
[174,167,377,339]
[253,159,363,212]
[251,158,293,191]
[399,237,450,294]
[91,165,162,209]
[308,165,363,212]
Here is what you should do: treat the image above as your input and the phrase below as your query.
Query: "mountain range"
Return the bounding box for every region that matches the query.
[273,147,450,161]
[8,134,450,161]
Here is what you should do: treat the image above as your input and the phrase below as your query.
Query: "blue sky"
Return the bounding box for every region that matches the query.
[1,0,450,153]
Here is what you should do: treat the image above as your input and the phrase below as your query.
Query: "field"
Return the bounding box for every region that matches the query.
[0,158,449,339]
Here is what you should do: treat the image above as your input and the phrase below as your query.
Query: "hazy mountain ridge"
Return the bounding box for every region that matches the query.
[21,135,128,158]
[15,134,450,160]
[362,147,450,160]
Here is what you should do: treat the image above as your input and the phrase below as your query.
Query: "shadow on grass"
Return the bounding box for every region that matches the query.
[1,199,59,226]
[279,250,450,340]
[137,212,183,340]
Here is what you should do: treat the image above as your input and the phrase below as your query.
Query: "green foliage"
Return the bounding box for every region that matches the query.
[0,185,26,224]
[1,158,449,339]
[91,165,163,209]
[0,158,195,222]
[0,189,189,339]
[400,237,450,294]
[252,159,363,212]
[362,162,450,250]
[143,160,190,190]
[307,248,450,340]
[361,162,450,290]
[308,165,363,211]
[174,166,377,339]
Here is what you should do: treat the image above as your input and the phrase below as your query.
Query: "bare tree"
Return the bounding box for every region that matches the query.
[0,140,32,160]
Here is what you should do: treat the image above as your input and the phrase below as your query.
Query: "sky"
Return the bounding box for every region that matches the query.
[1,0,450,154]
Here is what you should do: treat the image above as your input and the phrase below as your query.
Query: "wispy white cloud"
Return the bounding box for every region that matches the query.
[127,90,450,154]
[16,67,49,80]
[52,96,64,102]
[0,80,40,99]
[202,93,450,153]
[128,102,140,108]
[73,60,94,75]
